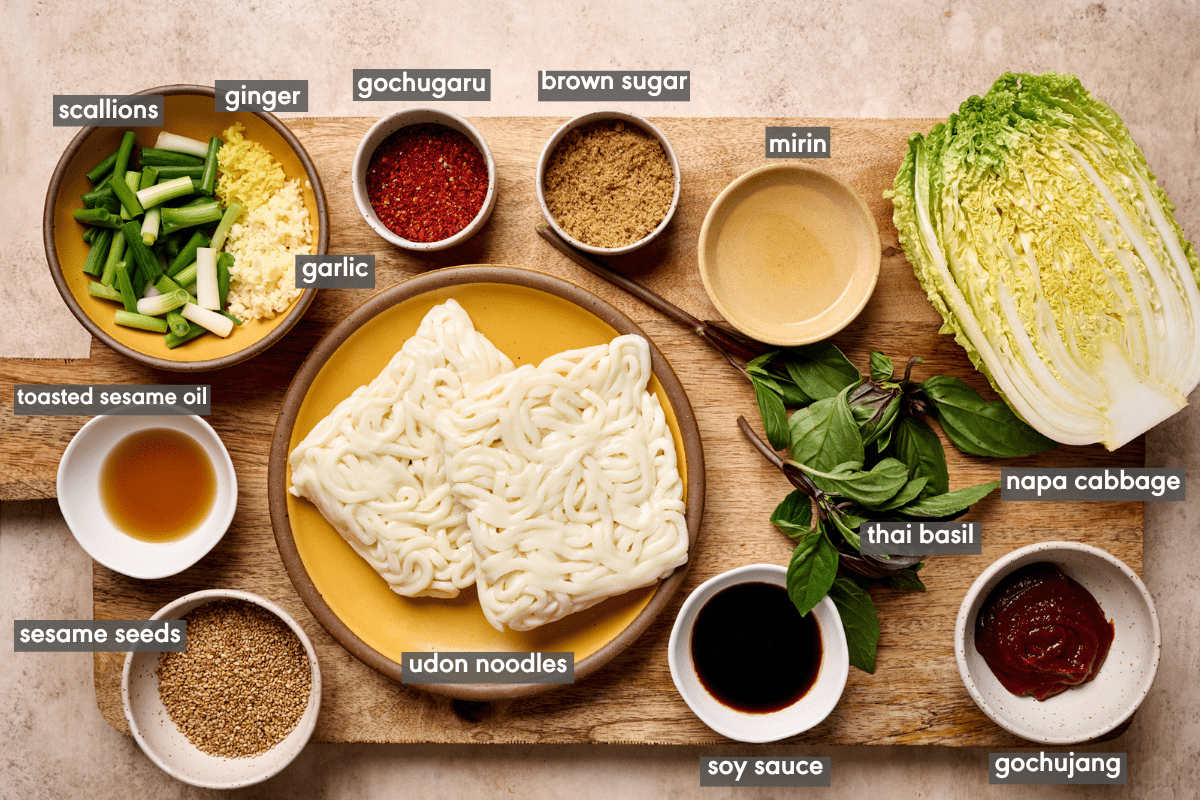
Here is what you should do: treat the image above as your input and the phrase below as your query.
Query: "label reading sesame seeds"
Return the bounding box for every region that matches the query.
[765,127,831,159]
[214,80,308,113]
[401,652,574,684]
[14,620,185,652]
[295,255,375,289]
[538,71,691,101]
[353,70,491,101]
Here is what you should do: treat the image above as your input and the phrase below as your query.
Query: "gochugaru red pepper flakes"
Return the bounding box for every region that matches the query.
[365,123,489,243]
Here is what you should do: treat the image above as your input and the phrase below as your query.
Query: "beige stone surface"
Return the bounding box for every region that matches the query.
[2,0,1199,796]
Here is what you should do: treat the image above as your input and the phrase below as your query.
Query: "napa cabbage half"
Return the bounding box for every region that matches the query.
[891,72,1200,450]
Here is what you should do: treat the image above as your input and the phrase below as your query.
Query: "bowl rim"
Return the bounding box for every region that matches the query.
[350,106,497,252]
[121,588,322,789]
[535,110,681,256]
[267,264,706,700]
[696,162,881,346]
[55,412,237,580]
[667,563,849,742]
[43,84,328,372]
[954,541,1161,744]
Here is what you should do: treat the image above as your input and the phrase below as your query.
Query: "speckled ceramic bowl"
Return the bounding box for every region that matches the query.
[122,590,321,789]
[955,542,1160,745]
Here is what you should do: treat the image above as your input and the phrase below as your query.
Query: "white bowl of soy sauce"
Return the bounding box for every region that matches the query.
[668,563,849,742]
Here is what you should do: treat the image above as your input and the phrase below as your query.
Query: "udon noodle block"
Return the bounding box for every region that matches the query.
[439,335,688,631]
[288,300,513,598]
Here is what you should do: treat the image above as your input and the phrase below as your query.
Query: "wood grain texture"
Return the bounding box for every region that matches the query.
[0,116,1143,746]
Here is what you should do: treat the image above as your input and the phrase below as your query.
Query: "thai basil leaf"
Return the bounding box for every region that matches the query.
[891,416,949,496]
[870,351,894,381]
[751,375,790,450]
[921,376,1057,458]
[783,342,861,400]
[899,480,1000,517]
[770,490,815,539]
[875,476,929,511]
[789,396,864,472]
[787,529,839,617]
[885,567,927,592]
[807,458,909,507]
[828,575,880,673]
[748,351,811,406]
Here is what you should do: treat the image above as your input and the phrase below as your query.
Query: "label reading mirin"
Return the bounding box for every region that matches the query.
[765,126,831,159]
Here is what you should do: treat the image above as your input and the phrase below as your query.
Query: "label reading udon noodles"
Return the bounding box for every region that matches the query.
[401,652,574,684]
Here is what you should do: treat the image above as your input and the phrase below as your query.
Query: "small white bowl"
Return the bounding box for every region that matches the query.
[56,414,237,579]
[351,107,496,251]
[668,563,849,742]
[956,542,1160,745]
[536,110,681,256]
[122,589,322,789]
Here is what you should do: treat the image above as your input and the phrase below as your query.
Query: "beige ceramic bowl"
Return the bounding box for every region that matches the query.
[956,542,1160,745]
[122,589,321,789]
[698,164,880,346]
[536,110,681,256]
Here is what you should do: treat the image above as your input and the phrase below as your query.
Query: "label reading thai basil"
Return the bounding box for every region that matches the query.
[859,521,982,556]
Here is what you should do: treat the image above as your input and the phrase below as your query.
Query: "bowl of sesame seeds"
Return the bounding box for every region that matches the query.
[121,589,321,789]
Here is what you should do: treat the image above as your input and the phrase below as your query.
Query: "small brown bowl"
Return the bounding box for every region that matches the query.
[268,265,705,700]
[44,85,328,372]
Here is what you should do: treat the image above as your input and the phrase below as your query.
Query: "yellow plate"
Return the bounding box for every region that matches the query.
[269,267,705,700]
[45,86,327,371]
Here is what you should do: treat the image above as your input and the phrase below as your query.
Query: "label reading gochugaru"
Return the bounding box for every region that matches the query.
[14,385,211,416]
[537,71,690,101]
[15,620,186,652]
[53,95,163,126]
[765,126,831,159]
[353,70,490,101]
[1001,468,1185,501]
[295,255,375,289]
[214,80,308,112]
[400,652,574,684]
[700,757,831,788]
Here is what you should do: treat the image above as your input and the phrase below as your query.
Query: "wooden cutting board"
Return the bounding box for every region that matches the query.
[0,116,1143,745]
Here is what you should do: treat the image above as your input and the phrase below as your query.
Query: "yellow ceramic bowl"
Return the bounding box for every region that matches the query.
[44,85,328,371]
[698,164,880,346]
[268,266,705,700]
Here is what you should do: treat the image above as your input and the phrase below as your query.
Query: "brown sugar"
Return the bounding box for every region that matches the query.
[543,120,675,248]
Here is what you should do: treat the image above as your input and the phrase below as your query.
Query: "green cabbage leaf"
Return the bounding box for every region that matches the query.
[892,72,1200,450]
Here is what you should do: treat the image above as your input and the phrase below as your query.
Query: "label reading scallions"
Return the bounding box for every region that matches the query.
[765,126,831,159]
[400,652,573,684]
[353,70,491,102]
[295,255,375,289]
[537,70,690,101]
[214,80,308,112]
[53,95,163,127]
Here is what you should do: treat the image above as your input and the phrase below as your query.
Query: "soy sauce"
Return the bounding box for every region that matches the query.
[690,582,822,713]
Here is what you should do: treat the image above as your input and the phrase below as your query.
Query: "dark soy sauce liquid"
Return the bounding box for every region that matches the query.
[691,582,822,713]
